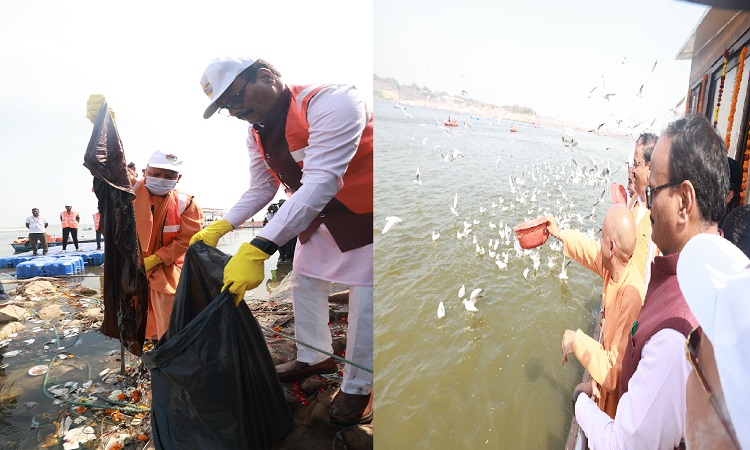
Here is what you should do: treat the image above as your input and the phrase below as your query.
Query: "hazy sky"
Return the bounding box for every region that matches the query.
[0,0,373,229]
[375,0,707,129]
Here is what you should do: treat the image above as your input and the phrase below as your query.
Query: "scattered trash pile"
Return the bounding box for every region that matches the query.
[0,275,372,450]
[0,278,153,449]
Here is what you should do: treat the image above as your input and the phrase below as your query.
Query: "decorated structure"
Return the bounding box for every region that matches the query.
[678,8,750,203]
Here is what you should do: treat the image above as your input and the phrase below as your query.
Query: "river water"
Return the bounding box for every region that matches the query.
[373,99,633,448]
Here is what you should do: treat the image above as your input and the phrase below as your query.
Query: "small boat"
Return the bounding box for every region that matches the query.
[510,126,518,133]
[10,235,98,252]
[444,118,458,127]
[11,235,59,252]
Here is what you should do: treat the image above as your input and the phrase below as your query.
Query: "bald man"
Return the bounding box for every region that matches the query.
[547,204,645,417]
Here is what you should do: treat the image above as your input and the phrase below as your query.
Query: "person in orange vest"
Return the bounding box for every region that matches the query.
[191,56,373,425]
[60,204,80,252]
[133,150,203,340]
[93,209,102,250]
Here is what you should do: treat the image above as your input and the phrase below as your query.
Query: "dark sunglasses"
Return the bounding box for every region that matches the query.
[217,77,253,116]
[645,179,684,209]
[685,326,740,448]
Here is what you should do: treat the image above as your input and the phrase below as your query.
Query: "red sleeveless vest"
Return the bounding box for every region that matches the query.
[619,252,697,398]
[252,84,373,252]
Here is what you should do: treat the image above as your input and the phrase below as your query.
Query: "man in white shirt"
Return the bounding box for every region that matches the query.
[25,208,49,256]
[677,234,747,449]
[574,115,729,449]
[190,56,373,425]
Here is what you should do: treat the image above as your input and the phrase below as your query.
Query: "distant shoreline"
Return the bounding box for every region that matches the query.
[374,91,636,139]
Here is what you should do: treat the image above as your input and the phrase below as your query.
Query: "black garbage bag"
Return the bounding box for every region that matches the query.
[142,242,295,450]
[83,102,149,356]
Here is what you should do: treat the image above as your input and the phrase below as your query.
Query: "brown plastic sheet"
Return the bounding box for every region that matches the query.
[83,103,149,356]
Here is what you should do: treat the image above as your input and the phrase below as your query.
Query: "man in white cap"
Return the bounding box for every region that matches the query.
[135,150,204,339]
[574,115,729,448]
[190,56,373,425]
[677,233,747,449]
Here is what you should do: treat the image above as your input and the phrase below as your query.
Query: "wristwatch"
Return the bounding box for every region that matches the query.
[572,389,585,407]
[250,237,279,255]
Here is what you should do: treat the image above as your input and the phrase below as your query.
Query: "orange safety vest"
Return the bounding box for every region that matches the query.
[161,191,190,246]
[61,211,79,229]
[93,213,100,231]
[252,84,373,215]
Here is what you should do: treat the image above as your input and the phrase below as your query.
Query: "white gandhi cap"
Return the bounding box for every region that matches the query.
[147,150,183,172]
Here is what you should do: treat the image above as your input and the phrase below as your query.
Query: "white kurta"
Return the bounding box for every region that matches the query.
[221,84,372,286]
[575,329,692,449]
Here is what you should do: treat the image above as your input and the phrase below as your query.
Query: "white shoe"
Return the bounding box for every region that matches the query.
[60,250,65,253]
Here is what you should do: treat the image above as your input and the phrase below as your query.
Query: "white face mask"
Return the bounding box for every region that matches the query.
[145,177,177,196]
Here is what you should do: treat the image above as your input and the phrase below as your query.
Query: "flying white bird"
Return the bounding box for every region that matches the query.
[440,148,464,162]
[437,301,446,319]
[432,230,440,241]
[588,123,606,134]
[462,288,484,312]
[450,192,459,216]
[413,165,422,185]
[559,259,571,280]
[381,216,402,235]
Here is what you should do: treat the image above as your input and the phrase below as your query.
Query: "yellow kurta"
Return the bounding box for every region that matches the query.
[133,180,203,338]
[630,201,657,291]
[562,229,645,418]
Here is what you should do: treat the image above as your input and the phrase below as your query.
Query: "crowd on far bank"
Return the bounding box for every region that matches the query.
[547,115,748,449]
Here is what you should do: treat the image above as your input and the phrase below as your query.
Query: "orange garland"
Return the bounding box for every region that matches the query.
[714,50,729,128]
[698,73,708,113]
[742,144,749,205]
[742,134,750,204]
[726,47,748,150]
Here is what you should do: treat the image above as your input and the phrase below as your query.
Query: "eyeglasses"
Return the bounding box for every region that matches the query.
[217,77,252,117]
[633,159,647,168]
[645,179,684,209]
[685,326,741,449]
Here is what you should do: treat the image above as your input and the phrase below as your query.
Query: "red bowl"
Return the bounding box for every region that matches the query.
[513,216,549,249]
[610,183,628,206]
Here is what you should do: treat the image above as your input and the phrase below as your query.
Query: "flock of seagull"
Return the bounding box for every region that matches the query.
[380,106,623,320]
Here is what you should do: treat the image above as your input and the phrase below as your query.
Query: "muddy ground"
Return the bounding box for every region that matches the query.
[0,275,372,449]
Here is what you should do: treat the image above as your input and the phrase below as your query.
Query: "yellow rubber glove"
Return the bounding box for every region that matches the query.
[144,254,162,272]
[189,219,233,247]
[86,94,106,124]
[223,242,270,306]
